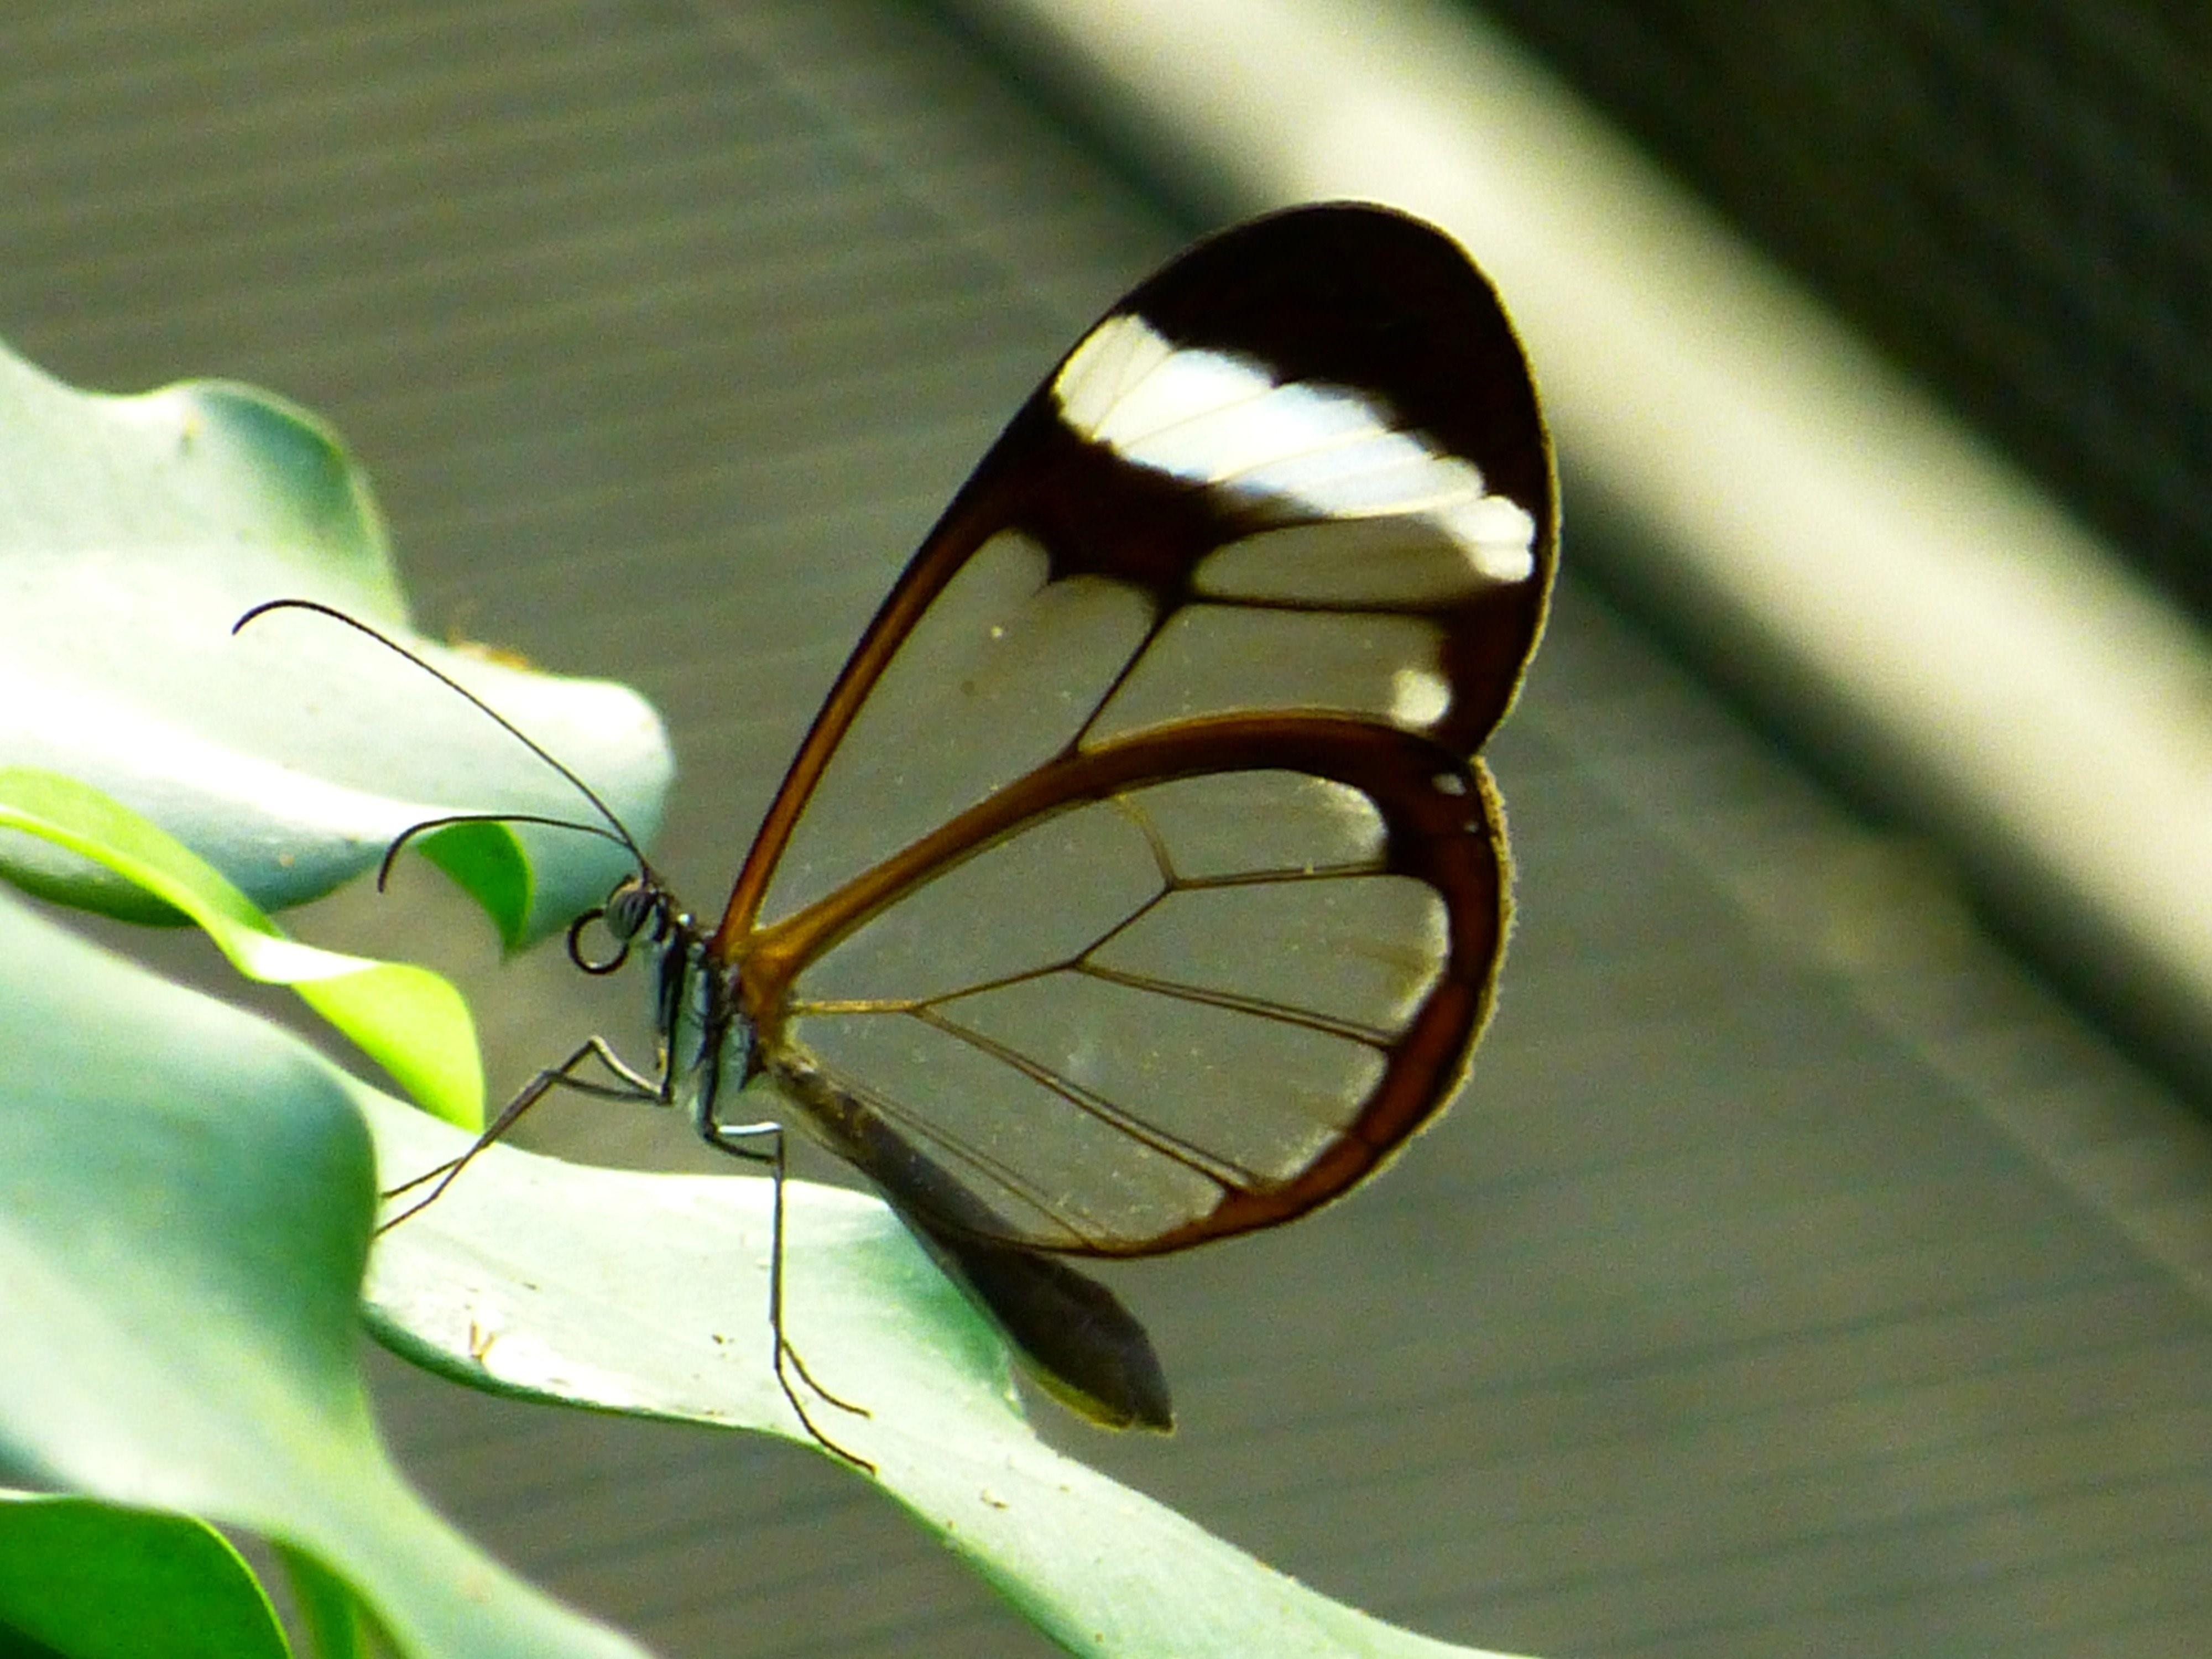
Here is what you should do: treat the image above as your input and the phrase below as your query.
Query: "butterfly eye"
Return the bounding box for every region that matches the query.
[566,875,662,975]
[603,876,661,942]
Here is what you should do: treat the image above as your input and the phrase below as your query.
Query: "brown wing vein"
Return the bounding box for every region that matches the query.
[1069,958,1396,1047]
[1166,860,1390,890]
[905,1003,1264,1190]
[740,715,1474,998]
[794,1053,1130,1249]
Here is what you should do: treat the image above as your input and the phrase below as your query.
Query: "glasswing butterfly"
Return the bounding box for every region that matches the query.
[249,201,1554,1455]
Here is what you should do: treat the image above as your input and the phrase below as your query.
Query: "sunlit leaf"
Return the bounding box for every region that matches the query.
[0,1493,291,1659]
[0,887,646,1659]
[0,768,481,1129]
[361,1088,1532,1659]
[0,340,670,946]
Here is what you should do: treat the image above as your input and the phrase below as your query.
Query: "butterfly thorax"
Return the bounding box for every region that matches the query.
[583,872,750,1136]
[655,927,726,1130]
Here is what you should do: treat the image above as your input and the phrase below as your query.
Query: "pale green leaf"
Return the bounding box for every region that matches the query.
[0,888,646,1659]
[0,341,669,945]
[0,767,481,1129]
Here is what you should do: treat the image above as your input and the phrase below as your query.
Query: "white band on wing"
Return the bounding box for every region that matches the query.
[1053,312,1537,585]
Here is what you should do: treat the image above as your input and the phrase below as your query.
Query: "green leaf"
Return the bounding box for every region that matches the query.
[0,767,482,1129]
[276,1544,374,1659]
[0,340,670,946]
[0,887,646,1659]
[361,1092,1532,1659]
[0,1493,291,1659]
[413,821,535,955]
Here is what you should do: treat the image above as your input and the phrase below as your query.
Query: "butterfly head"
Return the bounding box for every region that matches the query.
[567,869,690,975]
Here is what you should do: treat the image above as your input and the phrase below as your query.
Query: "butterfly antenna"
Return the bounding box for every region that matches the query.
[234,598,650,869]
[374,812,633,890]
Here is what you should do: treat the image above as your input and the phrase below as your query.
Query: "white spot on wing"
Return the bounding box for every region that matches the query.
[1052,314,1536,586]
[1120,381,1376,482]
[1234,431,1431,497]
[1053,313,1178,432]
[1093,349,1273,448]
[1390,666,1451,727]
[1313,776,1389,863]
[1436,496,1540,582]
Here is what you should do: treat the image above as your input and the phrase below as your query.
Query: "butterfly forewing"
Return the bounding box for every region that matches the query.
[715,204,1553,1257]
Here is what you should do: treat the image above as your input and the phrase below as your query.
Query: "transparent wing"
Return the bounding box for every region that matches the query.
[716,204,1554,1255]
[765,734,1509,1254]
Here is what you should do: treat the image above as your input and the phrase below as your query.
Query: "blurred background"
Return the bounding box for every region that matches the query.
[1494,0,2212,623]
[5,2,2211,1655]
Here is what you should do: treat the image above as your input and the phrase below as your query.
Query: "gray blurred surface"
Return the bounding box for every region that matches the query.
[5,3,2211,1656]
[1456,0,2212,639]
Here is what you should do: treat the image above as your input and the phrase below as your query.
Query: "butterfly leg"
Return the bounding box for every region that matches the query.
[707,1116,876,1472]
[378,1036,666,1233]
